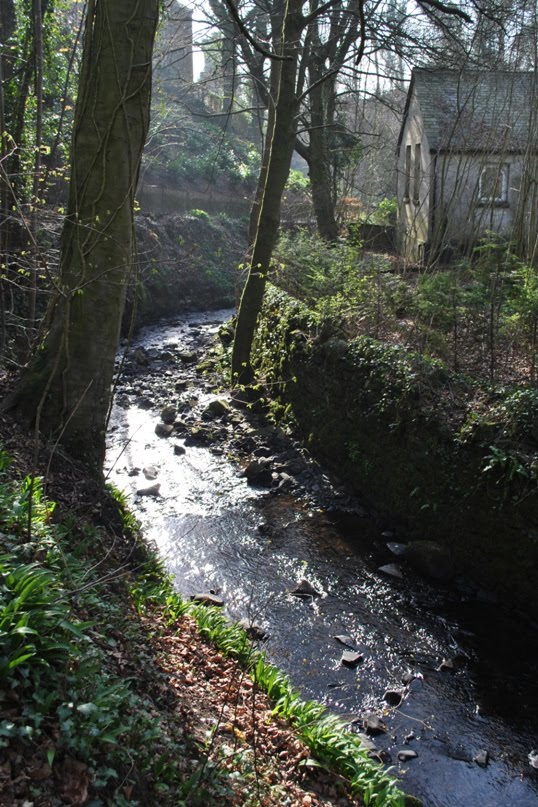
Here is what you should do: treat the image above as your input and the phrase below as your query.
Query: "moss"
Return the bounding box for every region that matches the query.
[254,286,538,615]
[124,213,247,329]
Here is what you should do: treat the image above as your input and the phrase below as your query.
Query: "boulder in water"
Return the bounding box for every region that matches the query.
[406,540,455,582]
[155,422,174,438]
[473,749,489,768]
[436,657,455,672]
[203,399,231,419]
[290,579,322,598]
[363,713,387,736]
[334,634,357,649]
[178,350,198,364]
[384,688,405,706]
[386,542,407,557]
[238,619,268,641]
[397,749,418,762]
[378,563,403,579]
[341,650,363,668]
[160,405,177,424]
[132,348,149,366]
[191,592,224,607]
[136,483,160,497]
[242,460,273,488]
[184,426,213,446]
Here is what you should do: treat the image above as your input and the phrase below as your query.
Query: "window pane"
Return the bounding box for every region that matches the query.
[480,164,508,202]
[404,145,411,199]
[413,143,421,204]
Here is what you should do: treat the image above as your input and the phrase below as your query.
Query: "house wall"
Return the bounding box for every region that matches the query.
[397,91,434,262]
[397,71,538,263]
[399,137,538,262]
[398,134,538,262]
[431,153,522,254]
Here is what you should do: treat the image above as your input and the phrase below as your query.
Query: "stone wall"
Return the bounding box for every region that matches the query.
[255,287,538,613]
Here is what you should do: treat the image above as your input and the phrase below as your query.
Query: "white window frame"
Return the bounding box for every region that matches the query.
[478,163,509,206]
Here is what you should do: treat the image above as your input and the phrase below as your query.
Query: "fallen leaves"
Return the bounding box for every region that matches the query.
[58,758,91,806]
[144,611,361,806]
[0,748,90,807]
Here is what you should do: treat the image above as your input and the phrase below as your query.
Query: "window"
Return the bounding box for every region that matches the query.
[413,143,421,205]
[404,144,411,200]
[479,163,509,206]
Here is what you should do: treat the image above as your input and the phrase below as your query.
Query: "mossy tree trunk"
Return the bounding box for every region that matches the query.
[231,0,303,386]
[9,0,159,471]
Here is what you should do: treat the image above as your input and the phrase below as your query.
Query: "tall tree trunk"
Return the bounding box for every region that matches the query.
[231,0,302,386]
[308,81,339,241]
[208,0,238,121]
[0,0,16,358]
[0,0,15,93]
[8,0,159,471]
[28,0,44,327]
[247,57,280,246]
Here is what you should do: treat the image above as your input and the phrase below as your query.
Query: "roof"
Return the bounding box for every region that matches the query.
[401,68,538,153]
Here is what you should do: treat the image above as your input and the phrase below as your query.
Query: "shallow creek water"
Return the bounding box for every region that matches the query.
[105,311,538,807]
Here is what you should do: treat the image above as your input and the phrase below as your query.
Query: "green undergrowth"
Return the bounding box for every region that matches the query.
[254,286,538,496]
[192,607,409,807]
[272,229,538,385]
[0,451,223,804]
[0,446,414,806]
[131,573,411,807]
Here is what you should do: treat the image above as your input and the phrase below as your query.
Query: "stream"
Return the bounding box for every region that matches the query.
[105,310,538,807]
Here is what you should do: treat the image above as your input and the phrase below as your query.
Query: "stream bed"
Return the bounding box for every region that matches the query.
[105,310,538,807]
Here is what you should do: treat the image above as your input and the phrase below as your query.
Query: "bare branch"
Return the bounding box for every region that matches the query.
[222,0,292,60]
[416,0,472,24]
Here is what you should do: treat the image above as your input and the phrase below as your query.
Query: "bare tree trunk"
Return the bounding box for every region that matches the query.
[308,87,339,242]
[231,0,302,385]
[8,0,159,471]
[305,17,339,243]
[247,60,280,245]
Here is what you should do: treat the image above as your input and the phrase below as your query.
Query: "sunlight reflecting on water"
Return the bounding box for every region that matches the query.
[106,311,538,807]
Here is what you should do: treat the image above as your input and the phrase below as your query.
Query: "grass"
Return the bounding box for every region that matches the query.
[0,445,414,805]
[184,602,408,807]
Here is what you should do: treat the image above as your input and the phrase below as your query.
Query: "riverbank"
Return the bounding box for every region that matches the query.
[127,211,246,328]
[251,286,538,618]
[0,401,407,806]
[105,310,538,807]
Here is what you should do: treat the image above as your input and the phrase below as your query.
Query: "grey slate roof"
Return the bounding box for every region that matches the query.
[408,68,537,152]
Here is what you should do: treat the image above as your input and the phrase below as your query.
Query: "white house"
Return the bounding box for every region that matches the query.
[397,68,538,263]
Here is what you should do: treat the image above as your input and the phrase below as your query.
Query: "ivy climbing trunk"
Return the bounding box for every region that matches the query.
[8,0,159,471]
[231,0,302,386]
